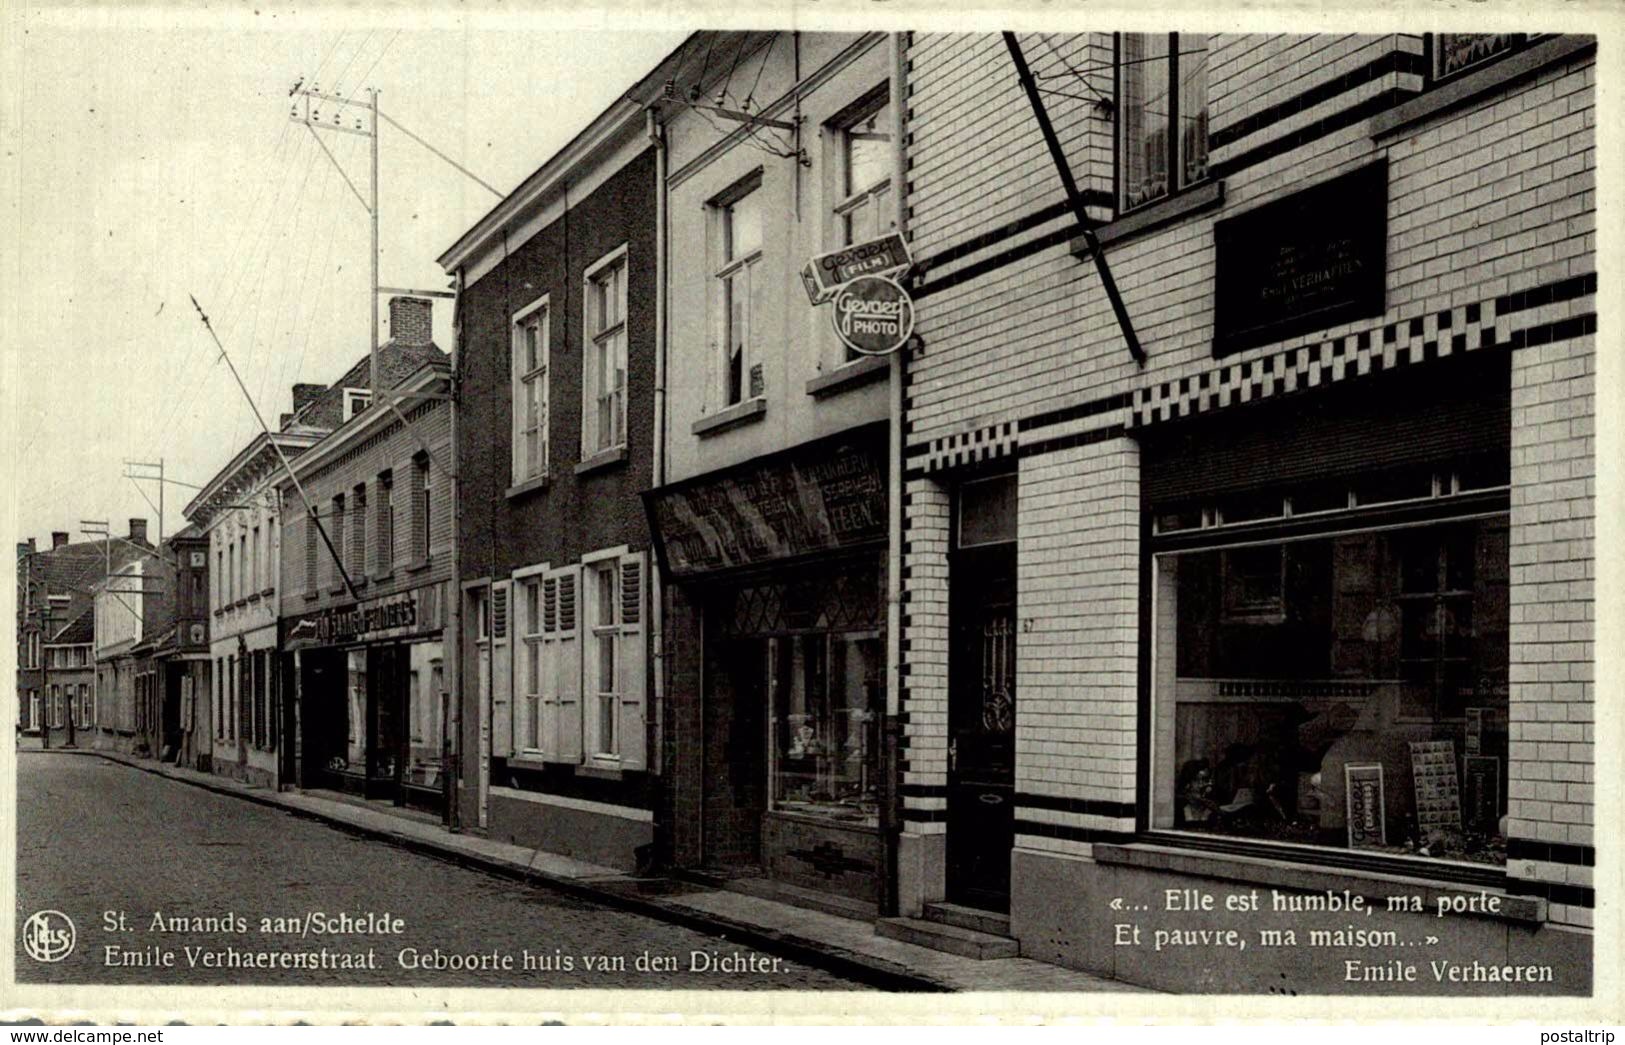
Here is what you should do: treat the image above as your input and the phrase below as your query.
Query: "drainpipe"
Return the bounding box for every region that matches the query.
[881,30,909,919]
[646,107,670,834]
[446,266,465,831]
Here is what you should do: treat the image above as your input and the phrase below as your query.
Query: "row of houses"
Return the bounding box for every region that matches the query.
[18,29,1595,993]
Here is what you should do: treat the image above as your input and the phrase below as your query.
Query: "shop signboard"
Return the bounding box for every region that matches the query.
[1213,159,1387,357]
[831,275,915,357]
[1344,762,1386,849]
[282,583,444,651]
[800,231,912,305]
[645,427,887,579]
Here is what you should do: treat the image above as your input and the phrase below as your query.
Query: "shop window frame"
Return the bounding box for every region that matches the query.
[1143,494,1515,888]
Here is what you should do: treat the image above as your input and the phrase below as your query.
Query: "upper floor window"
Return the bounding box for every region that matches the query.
[583,250,628,456]
[713,174,765,408]
[414,455,431,562]
[343,388,371,421]
[1117,33,1209,212]
[1429,34,1535,84]
[512,297,550,484]
[376,471,395,575]
[835,90,894,247]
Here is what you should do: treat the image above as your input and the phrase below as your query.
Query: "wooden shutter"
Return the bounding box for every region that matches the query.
[539,574,560,759]
[617,552,647,770]
[490,581,512,758]
[550,566,583,763]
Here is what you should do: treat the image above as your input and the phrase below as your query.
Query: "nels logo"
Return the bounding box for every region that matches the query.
[22,910,75,963]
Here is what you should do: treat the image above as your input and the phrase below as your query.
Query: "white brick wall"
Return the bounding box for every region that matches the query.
[1015,438,1138,817]
[901,477,951,832]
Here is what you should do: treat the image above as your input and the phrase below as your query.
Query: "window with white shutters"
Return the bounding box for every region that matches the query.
[616,551,647,770]
[540,565,583,763]
[489,581,512,758]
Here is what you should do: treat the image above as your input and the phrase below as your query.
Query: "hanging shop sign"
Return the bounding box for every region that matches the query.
[282,583,444,650]
[644,425,888,579]
[1212,159,1387,358]
[801,231,912,305]
[830,275,916,357]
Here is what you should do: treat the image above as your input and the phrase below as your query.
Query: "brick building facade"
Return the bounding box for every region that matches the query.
[895,32,1594,991]
[277,301,452,811]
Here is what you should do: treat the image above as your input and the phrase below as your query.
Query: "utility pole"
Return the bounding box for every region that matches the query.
[124,459,165,541]
[81,518,111,744]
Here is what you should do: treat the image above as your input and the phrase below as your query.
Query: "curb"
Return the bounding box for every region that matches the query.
[46,748,952,993]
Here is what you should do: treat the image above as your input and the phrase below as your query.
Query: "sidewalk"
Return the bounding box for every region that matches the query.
[31,743,1148,994]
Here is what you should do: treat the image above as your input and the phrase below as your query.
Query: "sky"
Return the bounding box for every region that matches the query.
[5,6,688,547]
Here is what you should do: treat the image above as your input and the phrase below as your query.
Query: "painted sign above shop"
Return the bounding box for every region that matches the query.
[1212,160,1388,358]
[831,275,916,357]
[282,583,444,650]
[800,231,912,305]
[644,426,888,578]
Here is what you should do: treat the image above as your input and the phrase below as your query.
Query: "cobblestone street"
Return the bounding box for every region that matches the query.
[16,751,869,990]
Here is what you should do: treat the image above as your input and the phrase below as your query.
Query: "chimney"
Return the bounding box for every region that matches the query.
[51,532,69,549]
[15,539,34,559]
[129,518,148,545]
[388,296,433,348]
[292,383,324,416]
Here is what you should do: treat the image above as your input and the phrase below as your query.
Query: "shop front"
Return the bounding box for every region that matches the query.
[648,424,890,915]
[283,582,450,812]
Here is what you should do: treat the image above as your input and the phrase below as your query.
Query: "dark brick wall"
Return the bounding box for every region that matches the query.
[457,146,659,580]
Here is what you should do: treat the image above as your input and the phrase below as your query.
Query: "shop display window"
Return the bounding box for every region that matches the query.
[769,632,884,826]
[337,649,367,777]
[407,644,445,788]
[1152,515,1509,867]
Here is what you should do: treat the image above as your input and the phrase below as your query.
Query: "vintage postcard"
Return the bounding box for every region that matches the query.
[2,0,1620,1026]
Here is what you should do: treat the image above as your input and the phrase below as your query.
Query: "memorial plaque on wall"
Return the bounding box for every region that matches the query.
[1409,739,1463,838]
[1213,160,1388,357]
[1344,763,1386,850]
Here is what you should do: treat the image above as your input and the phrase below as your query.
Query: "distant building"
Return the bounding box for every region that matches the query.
[16,523,153,739]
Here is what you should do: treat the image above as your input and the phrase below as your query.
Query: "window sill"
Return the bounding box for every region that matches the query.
[577,762,623,781]
[806,355,890,398]
[370,569,394,584]
[303,591,320,603]
[327,585,347,597]
[260,587,274,598]
[574,445,628,476]
[692,397,766,437]
[1370,36,1595,141]
[405,556,430,573]
[506,475,550,500]
[1091,841,1543,926]
[507,753,550,770]
[1072,180,1225,259]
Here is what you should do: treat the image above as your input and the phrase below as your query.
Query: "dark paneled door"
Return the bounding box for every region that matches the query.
[946,541,1018,912]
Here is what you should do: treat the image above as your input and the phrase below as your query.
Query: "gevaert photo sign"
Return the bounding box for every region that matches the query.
[5,9,1615,1028]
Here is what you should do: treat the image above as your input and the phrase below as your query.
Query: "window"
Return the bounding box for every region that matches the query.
[769,632,885,826]
[1117,33,1209,211]
[414,456,431,561]
[376,471,394,574]
[304,507,319,591]
[834,91,894,247]
[227,654,237,740]
[227,542,237,602]
[714,177,765,407]
[585,561,620,758]
[330,494,346,588]
[583,251,628,456]
[511,297,550,483]
[351,483,368,580]
[217,548,225,606]
[517,576,544,753]
[343,387,371,421]
[1151,515,1510,868]
[1430,34,1530,83]
[215,658,223,738]
[250,525,260,591]
[239,534,248,599]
